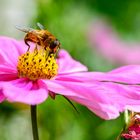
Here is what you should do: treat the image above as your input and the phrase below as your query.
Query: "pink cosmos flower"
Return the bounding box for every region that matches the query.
[88,20,140,65]
[1,36,140,120]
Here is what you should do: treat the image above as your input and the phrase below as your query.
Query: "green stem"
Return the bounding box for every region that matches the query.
[31,105,39,140]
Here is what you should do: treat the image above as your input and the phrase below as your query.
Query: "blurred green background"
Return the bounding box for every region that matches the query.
[1,0,140,139]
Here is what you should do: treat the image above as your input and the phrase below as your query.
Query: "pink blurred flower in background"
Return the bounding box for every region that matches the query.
[88,20,140,65]
[1,37,140,120]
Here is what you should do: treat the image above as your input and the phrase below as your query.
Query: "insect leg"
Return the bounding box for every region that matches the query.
[24,39,30,52]
[34,43,38,51]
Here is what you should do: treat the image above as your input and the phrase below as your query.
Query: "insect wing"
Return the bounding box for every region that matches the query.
[15,25,34,33]
[37,22,45,30]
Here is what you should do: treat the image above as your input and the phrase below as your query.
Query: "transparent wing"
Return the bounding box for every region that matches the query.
[15,25,34,33]
[37,22,45,30]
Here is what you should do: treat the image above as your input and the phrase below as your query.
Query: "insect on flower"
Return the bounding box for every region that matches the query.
[16,23,60,81]
[121,112,140,140]
[16,23,60,54]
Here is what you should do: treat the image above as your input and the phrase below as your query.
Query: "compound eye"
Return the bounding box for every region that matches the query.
[50,40,60,49]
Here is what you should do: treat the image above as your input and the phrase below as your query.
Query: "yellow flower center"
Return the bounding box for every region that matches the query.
[17,49,58,81]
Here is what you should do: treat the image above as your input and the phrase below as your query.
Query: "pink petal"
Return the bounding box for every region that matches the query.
[69,96,120,119]
[1,78,48,105]
[44,80,86,97]
[45,71,140,120]
[44,79,127,119]
[0,37,26,68]
[106,65,140,84]
[60,66,140,85]
[0,90,6,103]
[120,85,140,112]
[57,49,88,74]
[69,83,140,119]
[56,71,105,83]
[0,73,17,81]
[0,65,17,74]
[0,65,18,81]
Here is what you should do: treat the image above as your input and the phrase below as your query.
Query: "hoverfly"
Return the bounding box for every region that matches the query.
[16,23,60,53]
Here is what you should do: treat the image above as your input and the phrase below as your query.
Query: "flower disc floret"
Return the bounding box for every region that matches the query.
[17,50,58,81]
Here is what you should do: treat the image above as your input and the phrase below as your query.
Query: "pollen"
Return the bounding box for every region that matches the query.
[17,49,58,81]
